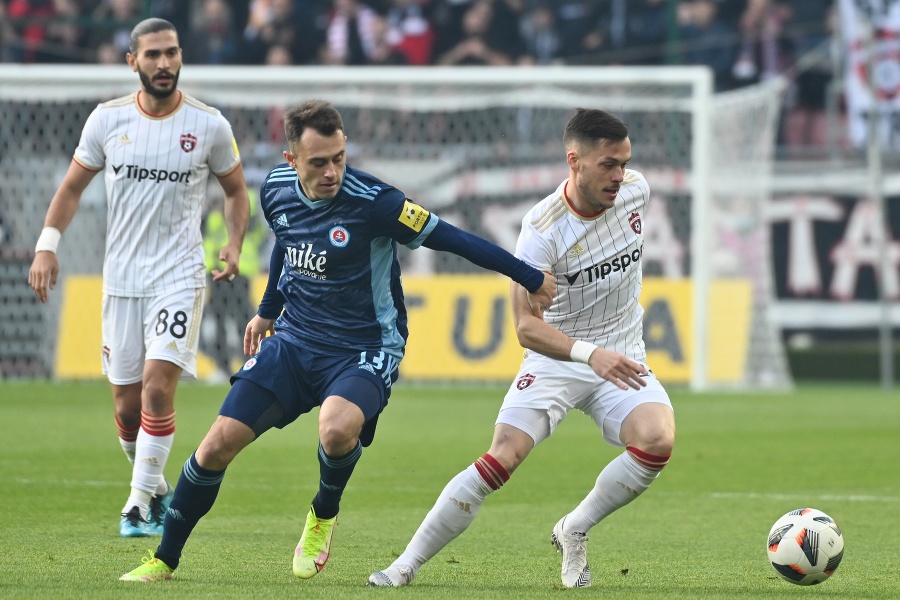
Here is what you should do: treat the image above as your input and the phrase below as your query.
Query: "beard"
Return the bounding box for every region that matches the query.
[138,68,180,99]
[576,176,615,211]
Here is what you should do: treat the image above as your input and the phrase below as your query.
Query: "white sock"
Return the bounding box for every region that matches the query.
[119,438,136,465]
[395,465,494,572]
[122,492,152,519]
[130,428,174,497]
[563,451,660,535]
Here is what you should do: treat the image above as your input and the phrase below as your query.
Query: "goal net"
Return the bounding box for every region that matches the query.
[0,65,791,390]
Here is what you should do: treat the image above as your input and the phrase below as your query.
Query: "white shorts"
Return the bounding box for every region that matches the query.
[101,288,205,385]
[496,351,672,447]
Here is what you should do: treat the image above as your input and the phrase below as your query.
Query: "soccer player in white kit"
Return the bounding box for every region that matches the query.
[28,18,250,538]
[369,109,675,589]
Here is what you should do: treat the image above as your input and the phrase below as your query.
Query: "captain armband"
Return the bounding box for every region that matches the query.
[35,227,62,254]
[570,340,599,364]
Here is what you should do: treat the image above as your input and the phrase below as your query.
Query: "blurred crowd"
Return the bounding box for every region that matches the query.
[1,0,836,146]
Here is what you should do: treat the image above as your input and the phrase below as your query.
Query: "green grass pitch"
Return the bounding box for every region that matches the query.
[1,380,898,599]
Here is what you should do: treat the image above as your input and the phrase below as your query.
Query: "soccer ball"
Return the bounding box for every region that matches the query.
[767,508,844,586]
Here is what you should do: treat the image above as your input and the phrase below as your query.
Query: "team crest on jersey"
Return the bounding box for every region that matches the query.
[180,133,198,153]
[516,373,536,390]
[329,226,350,247]
[629,212,642,234]
[242,357,257,370]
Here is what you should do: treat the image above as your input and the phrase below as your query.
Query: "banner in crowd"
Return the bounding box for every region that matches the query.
[770,192,900,328]
[838,0,900,149]
[54,275,752,385]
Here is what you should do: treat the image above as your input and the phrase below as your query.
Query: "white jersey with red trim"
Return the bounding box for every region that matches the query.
[515,170,650,362]
[74,91,240,296]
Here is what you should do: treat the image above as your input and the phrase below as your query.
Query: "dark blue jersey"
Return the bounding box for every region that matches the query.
[260,163,439,358]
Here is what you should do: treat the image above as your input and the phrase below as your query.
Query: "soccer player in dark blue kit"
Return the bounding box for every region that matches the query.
[121,99,556,582]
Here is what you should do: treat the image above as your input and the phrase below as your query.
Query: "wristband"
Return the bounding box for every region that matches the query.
[35,227,61,254]
[570,340,598,364]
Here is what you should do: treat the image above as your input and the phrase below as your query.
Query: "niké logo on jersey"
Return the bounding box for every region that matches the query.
[112,164,191,184]
[285,242,328,280]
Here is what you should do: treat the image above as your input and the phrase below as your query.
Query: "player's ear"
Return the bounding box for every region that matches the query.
[566,149,578,170]
[126,53,138,71]
[283,150,294,167]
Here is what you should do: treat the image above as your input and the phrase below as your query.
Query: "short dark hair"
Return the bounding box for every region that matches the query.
[129,18,177,54]
[563,108,628,149]
[283,100,345,148]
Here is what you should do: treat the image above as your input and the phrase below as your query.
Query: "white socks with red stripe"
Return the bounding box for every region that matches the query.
[121,410,175,517]
[116,415,139,463]
[393,454,509,572]
[561,447,670,535]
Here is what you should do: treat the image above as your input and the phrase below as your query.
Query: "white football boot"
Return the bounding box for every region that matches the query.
[551,517,591,588]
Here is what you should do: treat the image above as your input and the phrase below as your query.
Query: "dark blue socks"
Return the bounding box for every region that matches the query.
[155,452,225,569]
[311,441,361,520]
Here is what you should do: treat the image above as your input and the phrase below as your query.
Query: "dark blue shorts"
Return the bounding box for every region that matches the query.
[225,334,400,442]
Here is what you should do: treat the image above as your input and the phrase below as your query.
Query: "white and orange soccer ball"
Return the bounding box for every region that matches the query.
[767,508,844,586]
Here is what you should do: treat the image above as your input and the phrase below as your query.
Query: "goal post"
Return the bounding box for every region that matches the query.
[0,65,791,390]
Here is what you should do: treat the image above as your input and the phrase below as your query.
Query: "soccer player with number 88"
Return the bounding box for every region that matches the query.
[27,19,250,538]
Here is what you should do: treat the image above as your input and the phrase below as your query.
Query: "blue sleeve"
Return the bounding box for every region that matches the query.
[257,240,285,319]
[421,220,544,293]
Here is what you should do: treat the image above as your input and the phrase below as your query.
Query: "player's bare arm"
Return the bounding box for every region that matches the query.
[510,282,647,391]
[28,160,99,303]
[213,163,250,282]
[526,271,556,316]
[510,281,575,358]
[243,314,275,356]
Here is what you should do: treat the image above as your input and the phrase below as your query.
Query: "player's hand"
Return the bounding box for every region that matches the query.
[587,348,648,391]
[526,272,556,317]
[28,252,60,304]
[244,315,275,356]
[212,243,241,282]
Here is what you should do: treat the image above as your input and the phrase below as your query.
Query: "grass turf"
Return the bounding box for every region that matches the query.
[0,381,898,599]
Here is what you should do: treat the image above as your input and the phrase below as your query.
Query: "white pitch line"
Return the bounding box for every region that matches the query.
[709,492,899,503]
[14,478,120,487]
[15,480,899,503]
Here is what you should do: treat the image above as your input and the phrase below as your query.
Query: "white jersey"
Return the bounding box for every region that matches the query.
[74,91,240,297]
[515,170,649,362]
